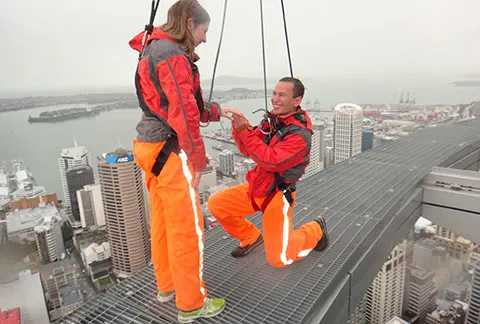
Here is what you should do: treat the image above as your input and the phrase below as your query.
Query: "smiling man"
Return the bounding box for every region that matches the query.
[207,77,329,268]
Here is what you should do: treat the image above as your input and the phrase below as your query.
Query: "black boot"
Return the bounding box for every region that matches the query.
[313,216,329,252]
[231,235,263,258]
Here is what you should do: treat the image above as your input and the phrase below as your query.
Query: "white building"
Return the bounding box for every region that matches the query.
[58,141,91,216]
[81,242,112,284]
[333,103,363,164]
[6,203,51,244]
[366,242,407,324]
[304,121,325,178]
[77,184,105,228]
[34,205,65,263]
[466,247,480,324]
[219,150,234,175]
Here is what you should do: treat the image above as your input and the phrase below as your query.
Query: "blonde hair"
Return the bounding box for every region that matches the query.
[160,0,210,61]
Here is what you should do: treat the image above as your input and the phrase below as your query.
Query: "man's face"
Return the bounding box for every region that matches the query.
[271,81,302,116]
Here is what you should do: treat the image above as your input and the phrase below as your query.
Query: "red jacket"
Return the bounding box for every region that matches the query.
[233,109,313,197]
[129,28,220,171]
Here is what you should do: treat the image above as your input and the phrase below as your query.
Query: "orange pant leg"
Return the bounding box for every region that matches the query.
[133,140,206,311]
[262,191,323,268]
[147,170,175,292]
[207,183,261,247]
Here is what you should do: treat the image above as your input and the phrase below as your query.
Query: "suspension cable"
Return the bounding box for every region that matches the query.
[139,0,161,60]
[207,0,228,103]
[280,0,293,77]
[252,0,269,115]
[259,0,268,112]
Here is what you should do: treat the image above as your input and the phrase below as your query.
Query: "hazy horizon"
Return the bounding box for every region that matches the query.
[1,0,479,96]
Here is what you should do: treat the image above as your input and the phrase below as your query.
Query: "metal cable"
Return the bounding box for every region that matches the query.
[280,0,293,77]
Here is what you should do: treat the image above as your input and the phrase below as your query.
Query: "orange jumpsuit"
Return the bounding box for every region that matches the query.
[129,28,222,311]
[208,109,323,268]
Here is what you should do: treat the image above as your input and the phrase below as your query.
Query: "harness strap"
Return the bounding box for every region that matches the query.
[151,135,179,177]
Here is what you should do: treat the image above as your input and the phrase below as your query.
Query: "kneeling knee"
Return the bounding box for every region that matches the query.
[266,254,289,268]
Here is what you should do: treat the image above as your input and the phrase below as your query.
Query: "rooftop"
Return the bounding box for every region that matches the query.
[0,272,50,324]
[0,308,21,324]
[60,145,89,159]
[62,111,480,323]
[6,202,59,234]
[59,286,83,306]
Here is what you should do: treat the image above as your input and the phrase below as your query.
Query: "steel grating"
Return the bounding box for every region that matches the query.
[60,116,480,324]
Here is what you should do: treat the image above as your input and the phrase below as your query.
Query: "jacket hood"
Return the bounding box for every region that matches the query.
[129,27,174,53]
[129,27,200,62]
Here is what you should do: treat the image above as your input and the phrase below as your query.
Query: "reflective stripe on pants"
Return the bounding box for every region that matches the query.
[207,183,323,268]
[133,139,206,311]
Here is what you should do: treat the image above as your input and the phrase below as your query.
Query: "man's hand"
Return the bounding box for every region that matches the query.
[193,171,202,189]
[232,113,250,131]
[221,107,243,121]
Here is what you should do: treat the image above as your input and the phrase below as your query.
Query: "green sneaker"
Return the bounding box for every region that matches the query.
[157,290,175,303]
[177,297,226,323]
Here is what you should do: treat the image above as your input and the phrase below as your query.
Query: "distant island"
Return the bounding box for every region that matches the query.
[452,80,480,87]
[0,87,272,119]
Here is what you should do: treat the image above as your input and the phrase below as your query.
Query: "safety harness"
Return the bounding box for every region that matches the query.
[250,111,308,212]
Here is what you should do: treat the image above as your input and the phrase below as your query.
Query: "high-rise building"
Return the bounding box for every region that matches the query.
[325,146,334,168]
[404,265,438,321]
[333,103,363,164]
[219,150,234,175]
[39,259,82,321]
[362,126,374,152]
[304,121,325,178]
[66,166,94,221]
[77,184,105,228]
[34,204,65,263]
[348,294,367,324]
[365,243,406,324]
[98,147,150,278]
[58,142,91,217]
[466,247,480,324]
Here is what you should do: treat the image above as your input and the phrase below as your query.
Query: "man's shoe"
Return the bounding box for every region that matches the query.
[177,297,226,323]
[313,216,329,252]
[231,235,263,258]
[157,290,175,303]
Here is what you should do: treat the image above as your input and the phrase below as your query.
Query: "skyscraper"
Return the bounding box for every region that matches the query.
[365,243,407,324]
[466,247,480,324]
[404,265,438,322]
[333,103,363,164]
[77,184,105,228]
[219,149,234,175]
[98,147,150,278]
[58,141,91,218]
[304,121,325,178]
[66,166,94,221]
[362,126,374,152]
[35,204,65,263]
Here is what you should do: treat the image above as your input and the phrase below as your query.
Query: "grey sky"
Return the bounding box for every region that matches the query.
[0,0,479,93]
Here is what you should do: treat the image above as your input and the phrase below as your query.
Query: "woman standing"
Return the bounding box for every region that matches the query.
[129,0,238,322]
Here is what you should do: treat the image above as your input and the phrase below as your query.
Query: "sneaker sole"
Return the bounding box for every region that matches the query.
[315,217,329,251]
[157,293,175,303]
[177,303,226,323]
[232,236,263,258]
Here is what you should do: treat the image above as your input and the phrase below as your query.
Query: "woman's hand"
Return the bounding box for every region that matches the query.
[220,107,244,121]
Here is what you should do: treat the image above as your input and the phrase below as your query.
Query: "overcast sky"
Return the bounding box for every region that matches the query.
[0,0,479,94]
